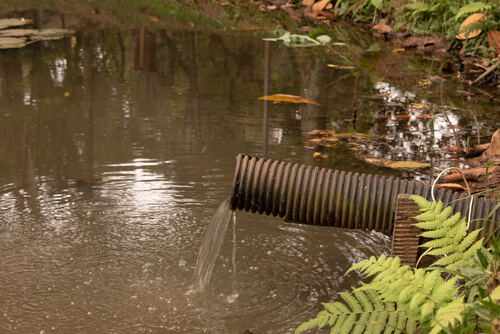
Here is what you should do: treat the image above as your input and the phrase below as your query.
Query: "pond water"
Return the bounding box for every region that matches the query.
[0,14,499,334]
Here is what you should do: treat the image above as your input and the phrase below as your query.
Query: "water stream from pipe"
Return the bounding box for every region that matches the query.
[193,198,233,288]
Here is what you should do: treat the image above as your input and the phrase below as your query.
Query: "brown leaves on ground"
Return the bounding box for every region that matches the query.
[438,129,500,199]
[488,30,500,54]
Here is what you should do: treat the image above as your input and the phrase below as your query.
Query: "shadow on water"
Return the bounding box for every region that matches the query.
[0,4,499,334]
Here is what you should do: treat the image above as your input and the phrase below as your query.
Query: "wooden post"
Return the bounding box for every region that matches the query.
[391,194,421,267]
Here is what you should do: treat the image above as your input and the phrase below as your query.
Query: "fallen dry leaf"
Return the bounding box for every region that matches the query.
[258,94,322,106]
[392,48,405,53]
[372,24,392,34]
[387,161,431,169]
[312,0,330,12]
[363,157,393,166]
[488,30,500,54]
[456,13,486,40]
[437,183,466,191]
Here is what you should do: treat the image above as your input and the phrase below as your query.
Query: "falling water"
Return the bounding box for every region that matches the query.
[194,198,233,288]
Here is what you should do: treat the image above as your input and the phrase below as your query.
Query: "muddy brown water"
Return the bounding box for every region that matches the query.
[0,22,499,334]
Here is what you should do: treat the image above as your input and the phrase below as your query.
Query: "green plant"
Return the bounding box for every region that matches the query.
[295,195,500,334]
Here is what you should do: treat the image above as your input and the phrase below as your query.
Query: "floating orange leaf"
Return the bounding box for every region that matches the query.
[327,64,355,69]
[456,13,486,40]
[377,114,433,120]
[387,161,431,169]
[313,152,321,157]
[258,94,322,106]
[363,157,393,166]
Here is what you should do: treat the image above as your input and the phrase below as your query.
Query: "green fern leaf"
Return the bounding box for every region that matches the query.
[429,297,466,334]
[420,228,448,239]
[338,313,356,333]
[372,310,388,333]
[455,2,492,21]
[427,243,458,256]
[398,285,417,304]
[339,292,362,312]
[414,210,438,222]
[371,0,384,10]
[420,300,435,320]
[410,195,432,211]
[442,212,462,229]
[331,314,348,333]
[324,301,349,314]
[432,252,462,267]
[352,313,370,334]
[457,229,482,252]
[430,277,458,305]
[436,206,453,221]
[422,270,441,295]
[414,219,444,230]
[462,238,483,258]
[355,289,373,312]
[452,220,467,243]
[421,236,453,249]
[406,317,418,333]
[294,311,333,333]
[409,291,427,310]
[394,310,408,334]
[404,1,429,12]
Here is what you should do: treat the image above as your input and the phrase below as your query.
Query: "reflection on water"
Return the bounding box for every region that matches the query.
[0,18,498,333]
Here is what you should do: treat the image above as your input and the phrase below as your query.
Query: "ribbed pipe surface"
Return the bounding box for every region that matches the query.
[230,154,499,236]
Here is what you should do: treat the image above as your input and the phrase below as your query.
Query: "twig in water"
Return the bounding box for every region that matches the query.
[327,45,354,66]
[472,59,500,85]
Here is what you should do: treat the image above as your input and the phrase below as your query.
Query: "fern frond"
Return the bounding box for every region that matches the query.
[412,197,485,270]
[410,195,432,211]
[457,229,482,252]
[429,297,466,334]
[294,310,333,333]
[455,2,492,21]
[430,277,459,305]
[420,228,448,239]
[421,237,453,249]
[295,289,411,334]
[339,291,362,313]
[443,212,462,229]
[414,219,444,230]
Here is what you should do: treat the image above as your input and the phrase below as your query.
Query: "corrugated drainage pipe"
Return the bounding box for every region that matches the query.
[230,154,499,236]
